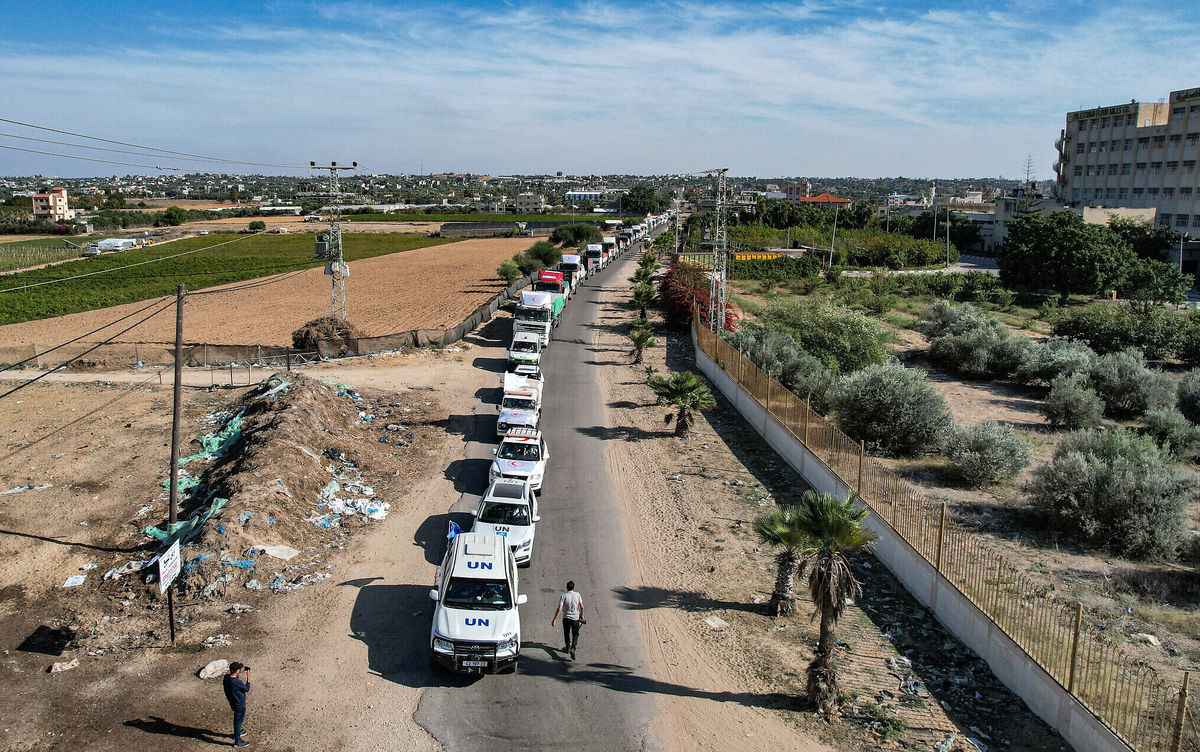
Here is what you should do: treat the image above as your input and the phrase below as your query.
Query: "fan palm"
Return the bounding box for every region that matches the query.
[630,283,659,319]
[648,371,715,436]
[794,491,878,714]
[753,507,814,617]
[638,252,659,271]
[633,266,654,285]
[628,326,656,364]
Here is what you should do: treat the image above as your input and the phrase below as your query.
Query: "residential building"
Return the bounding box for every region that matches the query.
[31,186,75,222]
[564,189,603,203]
[1055,86,1200,233]
[514,192,546,212]
[789,192,851,209]
[784,179,813,206]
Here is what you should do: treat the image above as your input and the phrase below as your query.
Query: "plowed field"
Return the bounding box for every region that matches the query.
[0,237,530,348]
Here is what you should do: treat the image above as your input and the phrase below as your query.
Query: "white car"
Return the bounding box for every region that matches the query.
[490,427,549,491]
[429,531,526,673]
[471,479,539,566]
[507,331,542,370]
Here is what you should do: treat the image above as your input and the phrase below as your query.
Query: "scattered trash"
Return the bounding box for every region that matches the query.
[222,559,256,570]
[49,658,79,674]
[886,656,913,671]
[1133,632,1161,647]
[965,738,988,752]
[62,574,87,588]
[80,563,98,571]
[262,545,300,561]
[703,616,728,631]
[227,604,255,614]
[244,579,263,590]
[198,658,229,679]
[203,634,232,649]
[751,594,765,604]
[2,483,53,495]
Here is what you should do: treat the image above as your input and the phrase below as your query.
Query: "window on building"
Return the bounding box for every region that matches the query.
[1149,187,1160,197]
[1073,165,1083,176]
[1159,214,1171,227]
[1151,162,1163,173]
[1085,166,1093,176]
[1173,106,1186,115]
[1192,105,1200,114]
[1133,188,1145,197]
[1153,135,1167,146]
[1127,115,1137,125]
[1164,187,1175,197]
[1076,143,1085,155]
[1101,117,1110,127]
[1098,142,1107,153]
[1137,162,1148,171]
[1090,119,1098,129]
[1110,140,1120,151]
[1121,163,1131,175]
[1138,137,1150,147]
[1082,189,1091,201]
[1072,188,1080,201]
[1168,161,1179,173]
[1105,188,1116,200]
[1125,139,1134,150]
[1118,188,1129,200]
[1108,165,1119,176]
[1182,188,1194,198]
[1187,133,1199,146]
[1185,161,1196,173]
[1193,215,1200,228]
[1170,134,1183,145]
[1089,143,1097,153]
[1178,216,1190,228]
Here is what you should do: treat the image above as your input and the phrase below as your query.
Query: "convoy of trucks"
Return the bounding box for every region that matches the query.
[430,213,662,674]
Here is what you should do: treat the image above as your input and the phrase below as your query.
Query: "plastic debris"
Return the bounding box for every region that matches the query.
[244,579,263,590]
[144,497,227,547]
[62,574,86,588]
[80,563,98,571]
[222,559,256,570]
[49,658,79,673]
[262,545,300,561]
[178,410,246,466]
[198,659,229,679]
[203,634,232,649]
[703,616,728,631]
[310,514,341,528]
[1134,632,1161,647]
[227,604,255,614]
[2,483,53,495]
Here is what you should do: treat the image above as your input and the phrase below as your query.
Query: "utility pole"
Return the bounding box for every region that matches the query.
[702,168,729,333]
[828,206,840,269]
[310,161,358,320]
[931,181,938,240]
[945,207,951,267]
[166,283,185,646]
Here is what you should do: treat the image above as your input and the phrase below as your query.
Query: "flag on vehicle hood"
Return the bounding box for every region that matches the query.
[447,521,463,540]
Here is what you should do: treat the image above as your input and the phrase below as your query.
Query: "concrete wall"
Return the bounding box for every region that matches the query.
[691,331,1130,752]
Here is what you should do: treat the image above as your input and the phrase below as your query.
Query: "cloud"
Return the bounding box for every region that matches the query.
[1,1,1197,177]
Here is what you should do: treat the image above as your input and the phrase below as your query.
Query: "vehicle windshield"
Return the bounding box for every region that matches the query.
[443,577,513,610]
[501,396,536,411]
[586,251,602,258]
[532,282,561,293]
[560,263,580,272]
[478,502,531,526]
[511,340,539,353]
[516,307,551,322]
[498,442,541,460]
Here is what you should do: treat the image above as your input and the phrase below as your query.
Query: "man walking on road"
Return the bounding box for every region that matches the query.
[551,581,584,660]
[223,662,251,747]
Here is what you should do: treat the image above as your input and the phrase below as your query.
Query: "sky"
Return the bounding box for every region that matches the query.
[1,0,1198,179]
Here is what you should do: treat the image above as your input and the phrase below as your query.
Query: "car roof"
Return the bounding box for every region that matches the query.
[485,479,529,501]
[449,532,509,578]
[512,332,540,343]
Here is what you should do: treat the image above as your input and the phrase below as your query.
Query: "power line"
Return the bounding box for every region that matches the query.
[8,260,316,283]
[0,117,310,170]
[0,131,260,165]
[0,144,183,171]
[0,295,171,372]
[0,299,174,401]
[0,234,253,294]
[187,268,311,296]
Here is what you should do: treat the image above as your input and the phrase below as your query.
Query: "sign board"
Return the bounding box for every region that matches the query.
[158,539,180,594]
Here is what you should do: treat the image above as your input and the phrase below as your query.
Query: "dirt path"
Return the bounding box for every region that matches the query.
[0,237,531,350]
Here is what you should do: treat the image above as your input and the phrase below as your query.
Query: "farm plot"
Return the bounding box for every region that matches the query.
[0,236,532,349]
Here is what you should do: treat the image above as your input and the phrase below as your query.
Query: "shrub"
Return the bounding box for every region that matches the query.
[919,301,1030,379]
[1179,369,1200,424]
[1051,304,1178,360]
[248,220,266,231]
[1028,428,1191,559]
[1015,338,1096,385]
[726,325,836,411]
[1142,408,1200,459]
[1041,374,1103,429]
[549,222,601,246]
[497,259,521,283]
[1089,349,1175,417]
[758,297,889,373]
[943,421,1032,487]
[526,239,562,269]
[830,361,953,456]
[1175,313,1200,368]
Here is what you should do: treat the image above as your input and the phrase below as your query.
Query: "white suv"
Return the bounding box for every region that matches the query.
[490,427,549,491]
[471,478,539,567]
[429,531,526,674]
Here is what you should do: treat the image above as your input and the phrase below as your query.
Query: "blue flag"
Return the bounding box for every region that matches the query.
[447,521,463,540]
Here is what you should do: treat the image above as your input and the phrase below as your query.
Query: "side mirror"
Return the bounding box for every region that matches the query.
[517,594,528,605]
[491,448,497,455]
[429,589,439,601]
[470,509,478,516]
[532,515,541,522]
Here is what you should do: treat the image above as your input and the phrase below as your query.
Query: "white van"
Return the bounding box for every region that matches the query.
[429,532,526,673]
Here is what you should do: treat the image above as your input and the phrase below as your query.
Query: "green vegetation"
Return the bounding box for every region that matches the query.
[648,370,716,436]
[0,233,454,325]
[1142,408,1200,459]
[1178,370,1200,424]
[628,320,656,365]
[943,421,1031,487]
[621,183,671,215]
[1088,349,1175,418]
[1029,428,1191,560]
[830,361,953,456]
[727,323,836,411]
[549,223,602,247]
[1051,304,1177,360]
[508,239,562,276]
[1041,375,1104,430]
[345,212,635,224]
[757,297,889,373]
[497,259,521,284]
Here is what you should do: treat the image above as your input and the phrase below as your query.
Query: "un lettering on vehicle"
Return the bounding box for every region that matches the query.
[467,561,493,570]
[465,617,490,626]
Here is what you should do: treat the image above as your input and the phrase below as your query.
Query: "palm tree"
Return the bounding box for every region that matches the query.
[753,507,813,617]
[648,371,715,436]
[638,252,659,271]
[629,283,658,319]
[628,326,656,364]
[794,491,878,714]
[632,266,654,285]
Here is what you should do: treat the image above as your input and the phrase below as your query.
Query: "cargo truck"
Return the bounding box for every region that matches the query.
[507,331,542,370]
[513,290,563,348]
[496,372,542,436]
[602,236,617,261]
[584,243,604,272]
[559,254,585,291]
[532,269,567,299]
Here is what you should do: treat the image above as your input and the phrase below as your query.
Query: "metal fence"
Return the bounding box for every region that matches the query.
[694,320,1196,752]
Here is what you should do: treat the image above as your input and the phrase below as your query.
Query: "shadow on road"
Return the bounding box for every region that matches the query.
[0,528,145,554]
[611,585,762,615]
[575,425,662,442]
[414,512,473,565]
[443,458,490,495]
[471,357,508,374]
[462,316,511,347]
[343,581,483,689]
[123,717,227,746]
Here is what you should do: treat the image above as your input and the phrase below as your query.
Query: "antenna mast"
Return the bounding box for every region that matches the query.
[702,168,728,333]
[311,160,357,320]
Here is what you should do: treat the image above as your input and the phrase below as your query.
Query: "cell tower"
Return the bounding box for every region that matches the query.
[311,160,358,320]
[703,168,728,333]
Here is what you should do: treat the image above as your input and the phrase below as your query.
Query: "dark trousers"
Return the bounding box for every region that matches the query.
[231,704,245,742]
[562,618,581,650]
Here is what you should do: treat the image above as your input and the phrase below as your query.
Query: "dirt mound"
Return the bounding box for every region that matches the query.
[291,316,362,351]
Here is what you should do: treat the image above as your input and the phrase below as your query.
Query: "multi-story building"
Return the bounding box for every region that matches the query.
[31,186,75,222]
[785,179,813,206]
[1055,86,1200,233]
[514,192,546,212]
[564,188,603,203]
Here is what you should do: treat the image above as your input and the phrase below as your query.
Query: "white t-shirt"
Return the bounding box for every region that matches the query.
[559,590,583,620]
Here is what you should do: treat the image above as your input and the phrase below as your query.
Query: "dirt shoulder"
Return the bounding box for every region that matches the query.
[589,263,1066,752]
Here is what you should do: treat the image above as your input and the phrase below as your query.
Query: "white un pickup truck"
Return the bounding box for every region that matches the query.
[430,531,527,673]
[490,426,550,491]
[471,478,539,566]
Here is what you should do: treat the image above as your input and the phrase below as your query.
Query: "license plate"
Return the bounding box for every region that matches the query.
[461,660,488,668]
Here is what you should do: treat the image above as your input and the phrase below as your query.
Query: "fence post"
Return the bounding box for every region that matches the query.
[1067,602,1083,693]
[803,395,810,447]
[203,343,208,367]
[935,503,947,572]
[828,428,836,467]
[765,376,771,413]
[856,440,865,497]
[134,343,139,364]
[1172,671,1191,752]
[229,362,234,384]
[33,342,42,369]
[286,350,292,373]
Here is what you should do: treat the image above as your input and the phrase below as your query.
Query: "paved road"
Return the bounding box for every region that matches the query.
[413,237,662,751]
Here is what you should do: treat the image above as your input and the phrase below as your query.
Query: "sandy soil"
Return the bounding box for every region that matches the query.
[0,237,531,350]
[590,260,1065,752]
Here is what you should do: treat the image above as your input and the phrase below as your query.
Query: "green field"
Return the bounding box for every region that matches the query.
[345,212,636,224]
[0,233,455,326]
